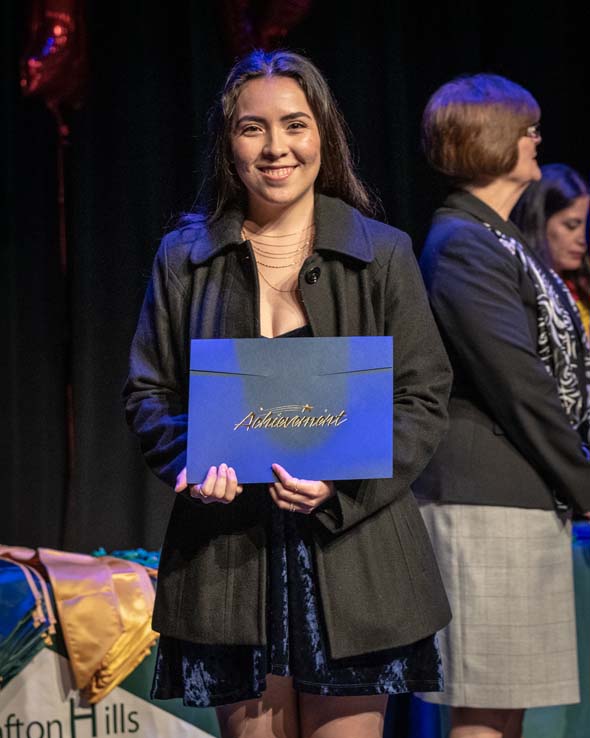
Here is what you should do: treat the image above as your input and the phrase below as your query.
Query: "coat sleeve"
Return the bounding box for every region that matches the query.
[314,232,453,534]
[122,234,190,488]
[422,222,590,511]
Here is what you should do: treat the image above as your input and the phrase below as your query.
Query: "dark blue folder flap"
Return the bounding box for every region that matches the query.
[187,336,393,484]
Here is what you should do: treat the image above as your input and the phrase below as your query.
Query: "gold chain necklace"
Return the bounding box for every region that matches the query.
[251,240,310,258]
[242,222,314,239]
[256,260,296,269]
[257,268,300,293]
[253,238,313,268]
[241,223,315,292]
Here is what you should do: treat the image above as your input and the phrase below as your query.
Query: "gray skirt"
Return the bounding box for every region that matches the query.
[417,502,580,708]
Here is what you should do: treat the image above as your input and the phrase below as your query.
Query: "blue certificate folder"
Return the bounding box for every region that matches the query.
[187,336,393,484]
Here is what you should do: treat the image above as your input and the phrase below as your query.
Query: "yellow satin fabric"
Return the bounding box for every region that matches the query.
[38,548,157,703]
[564,278,590,338]
[575,297,590,338]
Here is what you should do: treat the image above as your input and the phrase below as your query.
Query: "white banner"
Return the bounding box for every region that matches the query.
[0,649,214,738]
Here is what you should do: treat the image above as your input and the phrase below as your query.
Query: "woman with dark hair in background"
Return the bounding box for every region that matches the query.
[123,49,452,738]
[415,74,590,738]
[512,163,590,335]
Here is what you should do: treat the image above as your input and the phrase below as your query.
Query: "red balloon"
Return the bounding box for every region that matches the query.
[257,0,313,51]
[20,0,87,114]
[20,2,87,480]
[221,0,313,59]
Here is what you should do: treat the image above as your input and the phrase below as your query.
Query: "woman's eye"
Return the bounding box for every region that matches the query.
[288,121,307,130]
[241,124,262,135]
[564,220,582,230]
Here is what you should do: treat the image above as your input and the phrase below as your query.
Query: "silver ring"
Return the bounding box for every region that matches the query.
[289,503,296,513]
[293,478,299,493]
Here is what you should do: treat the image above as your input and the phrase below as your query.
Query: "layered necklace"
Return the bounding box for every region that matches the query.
[242,220,315,293]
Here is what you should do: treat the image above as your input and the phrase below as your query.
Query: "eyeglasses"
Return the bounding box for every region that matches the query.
[524,122,541,140]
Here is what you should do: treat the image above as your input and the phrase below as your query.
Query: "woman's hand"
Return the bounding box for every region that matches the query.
[269,463,335,514]
[175,465,243,504]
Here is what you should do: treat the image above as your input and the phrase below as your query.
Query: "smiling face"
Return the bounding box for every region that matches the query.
[545,195,590,274]
[230,75,322,221]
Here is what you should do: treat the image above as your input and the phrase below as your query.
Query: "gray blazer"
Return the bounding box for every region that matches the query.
[416,190,590,512]
[123,194,452,659]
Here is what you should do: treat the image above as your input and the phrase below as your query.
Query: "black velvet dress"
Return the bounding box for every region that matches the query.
[151,327,443,707]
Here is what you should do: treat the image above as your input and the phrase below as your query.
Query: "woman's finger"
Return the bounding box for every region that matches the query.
[189,482,209,500]
[199,465,218,498]
[211,463,231,499]
[271,481,311,507]
[190,481,211,500]
[268,483,309,514]
[175,466,188,493]
[190,464,244,504]
[231,466,244,498]
[271,463,295,488]
[271,463,310,498]
[271,463,320,503]
[220,466,239,504]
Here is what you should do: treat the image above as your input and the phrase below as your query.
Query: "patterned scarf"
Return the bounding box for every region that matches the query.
[484,223,590,446]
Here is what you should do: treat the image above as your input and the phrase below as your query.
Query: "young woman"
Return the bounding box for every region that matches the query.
[124,50,452,738]
[415,74,590,738]
[512,163,590,335]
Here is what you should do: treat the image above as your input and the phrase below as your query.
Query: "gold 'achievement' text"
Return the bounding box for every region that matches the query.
[234,405,348,431]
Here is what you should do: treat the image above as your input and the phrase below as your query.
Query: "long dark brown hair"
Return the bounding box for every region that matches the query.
[192,49,376,222]
[512,163,590,311]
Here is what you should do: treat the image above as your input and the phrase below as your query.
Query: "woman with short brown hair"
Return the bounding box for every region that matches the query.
[416,73,590,738]
[422,73,540,182]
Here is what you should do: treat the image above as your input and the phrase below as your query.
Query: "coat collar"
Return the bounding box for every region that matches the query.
[442,189,527,245]
[443,190,588,343]
[186,194,375,266]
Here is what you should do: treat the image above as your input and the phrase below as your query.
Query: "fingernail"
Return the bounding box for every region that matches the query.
[220,463,227,475]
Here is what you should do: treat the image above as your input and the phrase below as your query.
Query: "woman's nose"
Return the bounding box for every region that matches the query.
[262,129,288,158]
[575,226,587,246]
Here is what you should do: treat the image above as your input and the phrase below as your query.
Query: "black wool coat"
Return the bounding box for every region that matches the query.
[415,190,590,512]
[124,194,453,659]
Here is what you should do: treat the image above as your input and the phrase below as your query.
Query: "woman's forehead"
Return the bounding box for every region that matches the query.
[234,76,313,116]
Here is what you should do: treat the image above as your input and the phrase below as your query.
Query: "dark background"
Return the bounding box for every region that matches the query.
[3,0,590,552]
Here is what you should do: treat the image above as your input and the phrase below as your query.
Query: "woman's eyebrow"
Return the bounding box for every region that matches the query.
[235,115,266,126]
[235,112,312,126]
[281,112,312,121]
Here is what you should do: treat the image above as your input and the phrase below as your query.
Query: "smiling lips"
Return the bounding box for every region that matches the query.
[258,166,297,179]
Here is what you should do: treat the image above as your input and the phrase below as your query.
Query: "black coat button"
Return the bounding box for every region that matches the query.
[305,267,321,284]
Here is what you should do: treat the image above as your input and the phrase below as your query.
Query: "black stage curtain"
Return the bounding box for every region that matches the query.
[3,0,590,552]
